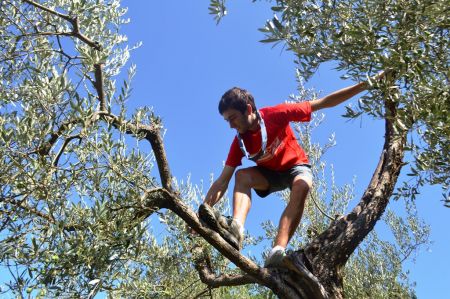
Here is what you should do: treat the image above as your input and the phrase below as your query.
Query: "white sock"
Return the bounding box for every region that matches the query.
[269,245,285,258]
[233,218,245,235]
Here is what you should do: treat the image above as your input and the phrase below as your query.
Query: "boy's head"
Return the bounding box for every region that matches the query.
[218,87,256,115]
[218,87,258,134]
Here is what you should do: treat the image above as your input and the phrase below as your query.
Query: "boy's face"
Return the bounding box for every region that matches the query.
[222,106,252,134]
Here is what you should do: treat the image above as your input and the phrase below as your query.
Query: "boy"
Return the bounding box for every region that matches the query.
[199,73,386,267]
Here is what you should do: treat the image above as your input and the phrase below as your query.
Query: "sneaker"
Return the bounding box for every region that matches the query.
[264,249,286,268]
[198,203,243,250]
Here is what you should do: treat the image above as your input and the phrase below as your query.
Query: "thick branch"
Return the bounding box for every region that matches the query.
[303,94,407,296]
[333,98,406,263]
[133,187,170,219]
[145,128,172,190]
[96,111,173,190]
[192,242,328,298]
[165,195,263,276]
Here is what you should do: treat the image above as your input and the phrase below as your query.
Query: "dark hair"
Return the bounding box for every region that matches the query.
[218,87,257,115]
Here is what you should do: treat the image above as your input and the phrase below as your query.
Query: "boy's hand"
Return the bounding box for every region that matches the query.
[367,68,397,88]
[374,68,395,82]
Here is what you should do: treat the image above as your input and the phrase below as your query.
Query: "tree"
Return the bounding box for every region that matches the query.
[0,0,445,298]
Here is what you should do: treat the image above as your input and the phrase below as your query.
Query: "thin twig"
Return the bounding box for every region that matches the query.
[22,0,72,22]
[52,134,82,167]
[2,195,82,231]
[29,118,80,156]
[192,288,210,299]
[310,193,334,221]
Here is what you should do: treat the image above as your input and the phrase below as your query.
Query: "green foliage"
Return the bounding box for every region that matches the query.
[344,201,428,298]
[344,233,415,299]
[0,0,153,297]
[209,0,227,25]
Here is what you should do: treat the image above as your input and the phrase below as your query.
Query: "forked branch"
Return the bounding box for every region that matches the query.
[22,0,101,50]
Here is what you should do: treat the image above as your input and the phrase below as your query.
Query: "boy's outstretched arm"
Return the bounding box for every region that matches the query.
[310,70,390,112]
[203,165,235,207]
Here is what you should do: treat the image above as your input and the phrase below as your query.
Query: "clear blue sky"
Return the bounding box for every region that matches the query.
[120,1,448,298]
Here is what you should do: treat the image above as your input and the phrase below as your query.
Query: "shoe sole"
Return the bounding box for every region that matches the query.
[282,255,317,281]
[264,257,284,268]
[265,254,309,273]
[198,204,240,250]
[282,255,328,297]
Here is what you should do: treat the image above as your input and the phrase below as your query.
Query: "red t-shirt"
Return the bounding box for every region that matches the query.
[225,102,312,171]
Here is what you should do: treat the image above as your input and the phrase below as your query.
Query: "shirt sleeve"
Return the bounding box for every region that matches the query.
[267,101,312,124]
[225,137,243,168]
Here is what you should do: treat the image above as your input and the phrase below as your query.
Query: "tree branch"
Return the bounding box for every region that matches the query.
[192,245,258,288]
[196,261,258,287]
[90,62,172,190]
[94,64,106,111]
[22,0,101,50]
[52,134,82,167]
[22,0,72,22]
[95,111,173,191]
[303,91,407,296]
[164,194,263,277]
[129,183,329,298]
[133,187,170,219]
[334,97,407,263]
[161,192,309,298]
[1,196,82,231]
[30,118,80,156]
[18,31,74,39]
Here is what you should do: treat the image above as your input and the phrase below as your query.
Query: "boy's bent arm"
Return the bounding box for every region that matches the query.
[204,165,235,207]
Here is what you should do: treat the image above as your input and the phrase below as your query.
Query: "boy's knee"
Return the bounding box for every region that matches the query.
[235,167,270,191]
[235,167,264,189]
[235,168,252,185]
[292,176,312,191]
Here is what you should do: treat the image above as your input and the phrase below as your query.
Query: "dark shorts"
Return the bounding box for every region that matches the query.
[254,164,313,198]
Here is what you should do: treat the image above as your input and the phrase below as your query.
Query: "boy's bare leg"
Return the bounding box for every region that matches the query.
[232,167,270,226]
[274,176,312,248]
